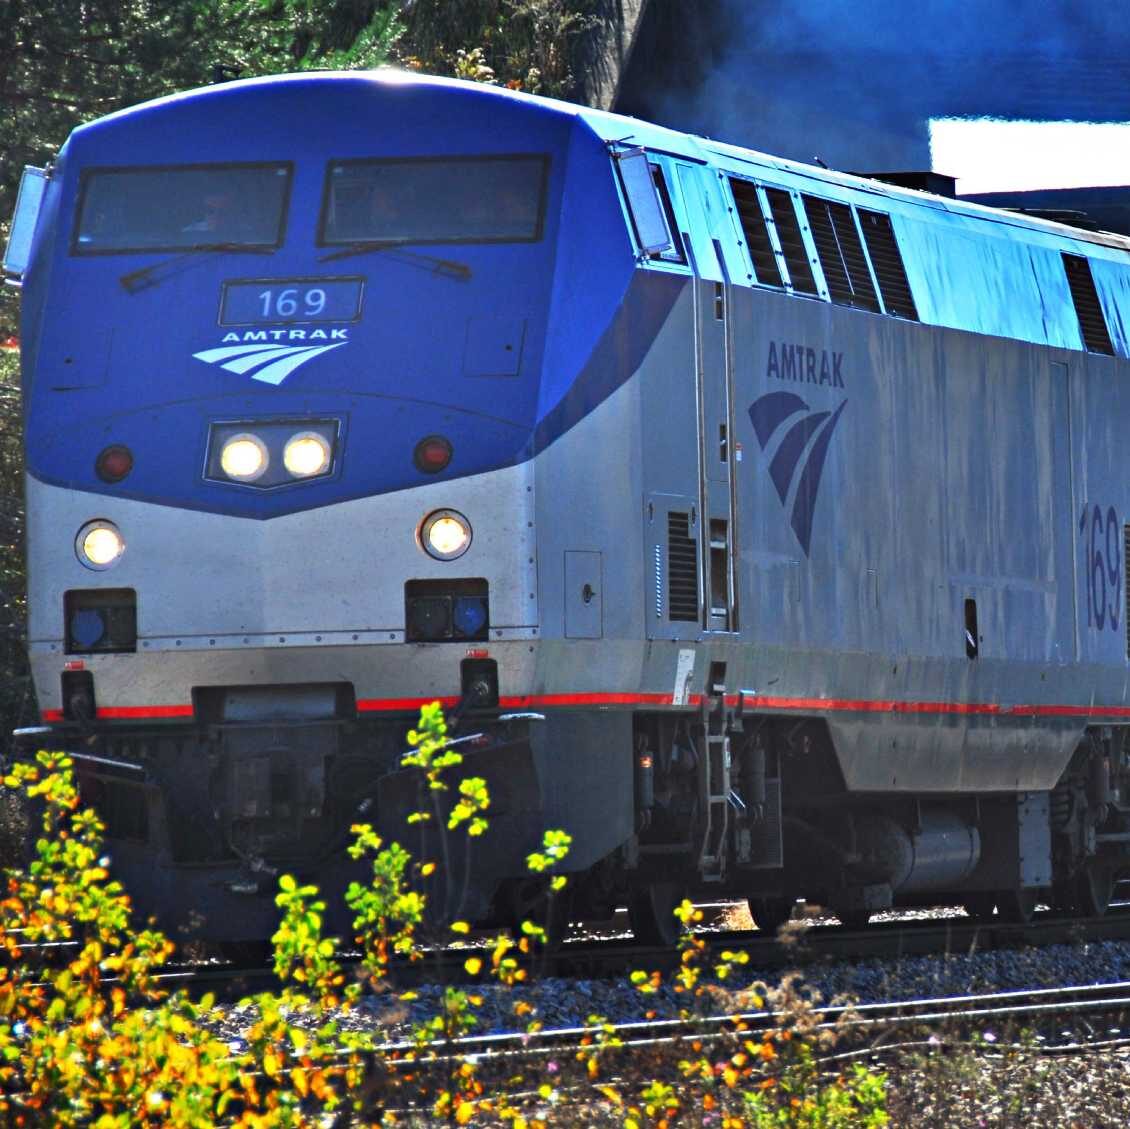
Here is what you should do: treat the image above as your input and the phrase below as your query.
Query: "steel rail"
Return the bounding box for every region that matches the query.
[226,978,1130,1075]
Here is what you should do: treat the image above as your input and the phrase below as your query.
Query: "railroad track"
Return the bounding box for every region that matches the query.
[405,901,1130,985]
[149,899,1130,999]
[11,899,1130,999]
[376,977,1130,1060]
[10,909,1130,1119]
[232,977,1130,1121]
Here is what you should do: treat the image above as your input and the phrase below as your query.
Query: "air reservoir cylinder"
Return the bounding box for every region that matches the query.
[855,810,981,893]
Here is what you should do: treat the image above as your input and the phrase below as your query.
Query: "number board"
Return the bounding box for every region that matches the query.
[220,277,364,326]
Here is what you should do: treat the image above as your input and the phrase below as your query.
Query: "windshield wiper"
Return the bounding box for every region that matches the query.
[318,241,471,281]
[119,242,274,294]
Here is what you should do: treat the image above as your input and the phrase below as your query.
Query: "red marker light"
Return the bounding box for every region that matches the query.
[64,660,85,671]
[414,435,453,474]
[466,648,489,659]
[96,444,134,483]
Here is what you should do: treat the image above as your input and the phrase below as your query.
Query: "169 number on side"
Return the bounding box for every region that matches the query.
[1080,503,1122,633]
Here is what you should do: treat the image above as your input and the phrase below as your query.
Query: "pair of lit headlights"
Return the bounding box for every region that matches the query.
[220,430,332,483]
[76,509,475,570]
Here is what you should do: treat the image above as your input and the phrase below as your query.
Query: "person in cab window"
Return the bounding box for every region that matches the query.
[184,192,234,235]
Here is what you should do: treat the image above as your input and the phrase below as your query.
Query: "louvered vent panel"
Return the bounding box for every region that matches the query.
[667,511,699,622]
[1063,253,1114,355]
[827,201,880,311]
[729,179,782,287]
[803,196,852,304]
[859,210,919,320]
[803,196,882,311]
[765,188,817,294]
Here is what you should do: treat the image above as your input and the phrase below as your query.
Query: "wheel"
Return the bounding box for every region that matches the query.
[995,888,1039,924]
[962,893,997,921]
[627,882,686,947]
[1074,860,1116,917]
[748,897,795,934]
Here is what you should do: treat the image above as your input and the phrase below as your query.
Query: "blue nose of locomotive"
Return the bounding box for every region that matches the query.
[24,72,628,520]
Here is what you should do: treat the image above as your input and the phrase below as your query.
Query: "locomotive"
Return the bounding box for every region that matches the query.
[7,70,1130,943]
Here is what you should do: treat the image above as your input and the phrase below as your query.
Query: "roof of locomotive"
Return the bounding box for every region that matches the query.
[66,69,1130,259]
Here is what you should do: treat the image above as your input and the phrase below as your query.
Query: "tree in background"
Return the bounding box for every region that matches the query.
[0,0,601,338]
[0,0,404,338]
[400,0,600,96]
[0,352,30,743]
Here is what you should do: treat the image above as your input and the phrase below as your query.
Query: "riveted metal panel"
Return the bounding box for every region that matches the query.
[26,459,539,650]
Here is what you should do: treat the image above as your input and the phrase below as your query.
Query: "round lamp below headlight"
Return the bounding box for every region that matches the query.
[77,521,125,570]
[220,434,268,481]
[421,509,472,560]
[284,432,332,478]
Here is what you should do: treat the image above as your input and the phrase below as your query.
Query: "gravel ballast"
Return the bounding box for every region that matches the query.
[214,913,1130,1126]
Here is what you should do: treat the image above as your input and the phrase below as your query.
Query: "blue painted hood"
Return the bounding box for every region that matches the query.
[23,73,648,518]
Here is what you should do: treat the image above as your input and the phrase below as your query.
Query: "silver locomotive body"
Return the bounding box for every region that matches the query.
[14,72,1130,938]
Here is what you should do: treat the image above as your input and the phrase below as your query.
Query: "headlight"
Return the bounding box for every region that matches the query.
[76,520,125,570]
[284,431,332,478]
[421,509,472,560]
[220,433,268,481]
[206,419,339,488]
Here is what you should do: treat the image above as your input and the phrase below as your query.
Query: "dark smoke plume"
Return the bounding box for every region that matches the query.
[617,0,1130,172]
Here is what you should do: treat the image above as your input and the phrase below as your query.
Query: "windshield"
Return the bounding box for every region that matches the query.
[319,155,548,246]
[73,163,292,254]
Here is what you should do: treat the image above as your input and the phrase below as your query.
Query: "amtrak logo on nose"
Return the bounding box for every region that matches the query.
[748,391,847,556]
[193,328,348,385]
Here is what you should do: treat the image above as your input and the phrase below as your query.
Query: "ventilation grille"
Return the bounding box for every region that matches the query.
[667,511,699,622]
[730,178,781,287]
[764,187,817,295]
[858,210,919,320]
[1063,253,1114,355]
[803,196,880,311]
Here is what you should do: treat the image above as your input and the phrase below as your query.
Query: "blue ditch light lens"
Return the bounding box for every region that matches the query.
[70,609,106,649]
[453,597,488,638]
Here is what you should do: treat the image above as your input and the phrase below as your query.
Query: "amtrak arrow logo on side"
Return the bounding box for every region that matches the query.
[748,390,847,556]
[192,341,347,386]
